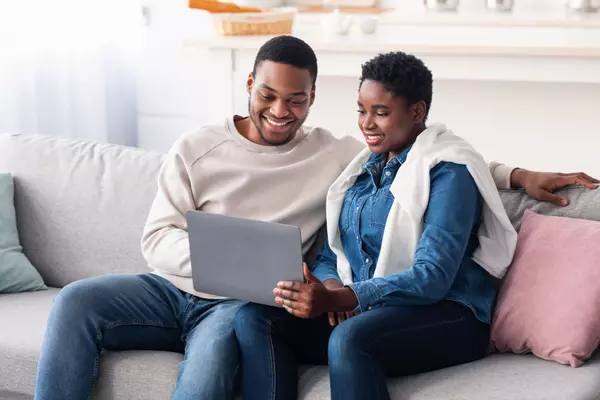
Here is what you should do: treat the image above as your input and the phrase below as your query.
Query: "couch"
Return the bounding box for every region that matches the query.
[0,132,599,400]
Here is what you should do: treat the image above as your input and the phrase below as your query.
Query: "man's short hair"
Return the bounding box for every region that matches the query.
[252,35,318,86]
[360,52,433,120]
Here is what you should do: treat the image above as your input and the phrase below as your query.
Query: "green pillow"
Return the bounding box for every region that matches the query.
[0,173,46,293]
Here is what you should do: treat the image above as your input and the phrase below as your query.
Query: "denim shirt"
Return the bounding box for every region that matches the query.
[312,147,498,324]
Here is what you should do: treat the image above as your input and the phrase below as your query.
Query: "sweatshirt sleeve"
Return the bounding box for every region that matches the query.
[488,161,517,190]
[141,139,197,278]
[331,135,366,171]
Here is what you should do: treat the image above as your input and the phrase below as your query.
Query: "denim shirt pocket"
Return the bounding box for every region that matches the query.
[369,191,395,229]
[339,189,356,234]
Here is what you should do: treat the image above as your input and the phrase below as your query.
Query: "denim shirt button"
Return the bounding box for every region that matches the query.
[385,171,391,176]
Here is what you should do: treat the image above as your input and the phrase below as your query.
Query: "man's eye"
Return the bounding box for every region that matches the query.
[290,99,307,105]
[259,93,273,101]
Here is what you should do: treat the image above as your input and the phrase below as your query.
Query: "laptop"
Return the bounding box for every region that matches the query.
[186,210,305,307]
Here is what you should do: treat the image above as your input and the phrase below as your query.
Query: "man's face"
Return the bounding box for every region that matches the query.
[246,61,315,146]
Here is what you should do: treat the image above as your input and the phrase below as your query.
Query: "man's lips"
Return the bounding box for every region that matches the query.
[262,115,295,134]
[263,116,294,127]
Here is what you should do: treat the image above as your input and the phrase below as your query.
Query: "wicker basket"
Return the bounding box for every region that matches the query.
[211,8,296,36]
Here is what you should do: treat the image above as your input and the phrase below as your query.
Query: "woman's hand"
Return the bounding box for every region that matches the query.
[511,169,599,206]
[322,279,356,326]
[274,264,358,320]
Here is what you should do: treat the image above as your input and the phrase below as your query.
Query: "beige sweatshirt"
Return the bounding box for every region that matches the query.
[141,117,516,299]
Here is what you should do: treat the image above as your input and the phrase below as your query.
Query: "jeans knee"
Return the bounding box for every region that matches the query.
[328,323,360,367]
[52,279,97,320]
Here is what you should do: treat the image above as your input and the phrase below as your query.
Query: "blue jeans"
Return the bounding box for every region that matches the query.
[35,273,244,400]
[235,300,490,400]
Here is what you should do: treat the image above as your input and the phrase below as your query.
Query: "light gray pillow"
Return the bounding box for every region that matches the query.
[0,173,46,292]
[499,186,600,231]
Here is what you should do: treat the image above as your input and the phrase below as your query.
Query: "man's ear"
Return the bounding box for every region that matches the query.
[309,86,316,106]
[246,72,254,95]
[412,101,427,124]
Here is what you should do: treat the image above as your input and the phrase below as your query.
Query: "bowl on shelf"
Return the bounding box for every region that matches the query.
[485,0,514,12]
[211,7,297,36]
[566,0,600,13]
[423,0,460,12]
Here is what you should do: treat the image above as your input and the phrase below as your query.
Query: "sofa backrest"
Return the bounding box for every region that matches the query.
[0,133,164,288]
[1,133,599,288]
[499,186,600,230]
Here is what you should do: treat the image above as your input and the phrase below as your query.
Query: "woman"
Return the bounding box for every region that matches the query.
[234,51,540,400]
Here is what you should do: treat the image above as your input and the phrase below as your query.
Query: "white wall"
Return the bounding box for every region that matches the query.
[307,77,600,174]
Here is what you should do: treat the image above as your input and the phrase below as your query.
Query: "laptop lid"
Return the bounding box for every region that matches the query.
[187,210,305,307]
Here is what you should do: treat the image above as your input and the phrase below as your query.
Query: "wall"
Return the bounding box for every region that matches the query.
[308,77,600,174]
[137,0,600,176]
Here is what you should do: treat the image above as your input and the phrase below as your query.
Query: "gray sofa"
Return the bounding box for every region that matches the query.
[0,132,599,400]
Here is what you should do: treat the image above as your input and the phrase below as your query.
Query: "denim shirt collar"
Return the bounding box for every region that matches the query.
[363,144,413,176]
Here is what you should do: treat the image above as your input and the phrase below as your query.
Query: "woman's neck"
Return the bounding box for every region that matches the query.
[387,124,426,161]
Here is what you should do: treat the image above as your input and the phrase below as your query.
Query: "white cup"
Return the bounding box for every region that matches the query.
[359,16,378,34]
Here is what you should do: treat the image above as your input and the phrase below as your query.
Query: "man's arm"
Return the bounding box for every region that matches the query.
[141,141,197,277]
[488,161,599,206]
[488,161,516,190]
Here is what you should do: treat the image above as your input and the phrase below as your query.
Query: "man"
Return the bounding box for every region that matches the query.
[34,35,598,400]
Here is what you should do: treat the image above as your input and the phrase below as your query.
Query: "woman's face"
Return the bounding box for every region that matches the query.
[357,79,426,157]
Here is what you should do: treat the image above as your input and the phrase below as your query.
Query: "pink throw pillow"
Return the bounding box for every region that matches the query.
[490,209,600,367]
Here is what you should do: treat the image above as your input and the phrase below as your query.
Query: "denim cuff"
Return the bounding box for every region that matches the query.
[314,272,342,284]
[347,280,382,313]
[311,262,341,284]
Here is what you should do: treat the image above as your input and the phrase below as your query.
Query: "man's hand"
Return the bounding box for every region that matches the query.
[274,264,358,320]
[511,169,599,206]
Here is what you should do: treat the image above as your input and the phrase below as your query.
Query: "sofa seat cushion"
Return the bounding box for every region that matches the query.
[0,289,182,400]
[3,289,599,400]
[297,352,600,400]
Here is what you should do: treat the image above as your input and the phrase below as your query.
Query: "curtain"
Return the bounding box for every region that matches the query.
[0,0,143,146]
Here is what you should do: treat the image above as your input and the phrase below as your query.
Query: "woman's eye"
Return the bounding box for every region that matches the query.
[357,109,365,114]
[377,113,388,117]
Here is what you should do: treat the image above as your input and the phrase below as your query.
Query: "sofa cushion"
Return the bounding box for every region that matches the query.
[491,210,600,367]
[0,289,182,400]
[2,289,599,400]
[0,290,60,398]
[297,352,600,400]
[499,186,600,231]
[0,134,165,288]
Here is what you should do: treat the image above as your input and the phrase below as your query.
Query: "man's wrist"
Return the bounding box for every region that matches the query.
[329,287,359,312]
[510,168,529,189]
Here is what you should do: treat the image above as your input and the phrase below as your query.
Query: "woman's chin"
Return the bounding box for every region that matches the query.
[366,144,387,154]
